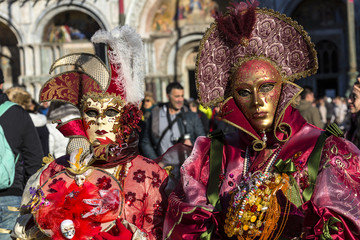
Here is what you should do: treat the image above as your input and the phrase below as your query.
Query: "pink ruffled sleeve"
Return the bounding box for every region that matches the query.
[303,136,360,239]
[163,136,222,240]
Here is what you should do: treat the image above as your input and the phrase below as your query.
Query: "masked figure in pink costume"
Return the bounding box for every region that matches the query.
[163,1,360,239]
[12,26,167,240]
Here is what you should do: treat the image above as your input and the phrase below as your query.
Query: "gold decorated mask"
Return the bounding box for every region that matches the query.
[232,59,282,133]
[82,94,125,144]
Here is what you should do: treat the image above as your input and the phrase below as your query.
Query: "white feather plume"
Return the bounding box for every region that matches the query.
[91,25,144,103]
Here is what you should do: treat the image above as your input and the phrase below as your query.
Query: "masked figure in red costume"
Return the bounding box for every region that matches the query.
[163,1,360,239]
[12,26,167,240]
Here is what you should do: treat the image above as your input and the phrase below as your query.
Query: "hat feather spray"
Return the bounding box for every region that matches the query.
[91,25,144,104]
[89,26,144,164]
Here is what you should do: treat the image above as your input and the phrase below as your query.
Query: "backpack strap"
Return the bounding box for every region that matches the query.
[0,101,19,164]
[155,114,181,152]
[0,101,17,117]
[302,123,343,202]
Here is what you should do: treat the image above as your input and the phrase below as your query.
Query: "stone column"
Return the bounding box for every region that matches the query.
[18,46,25,85]
[23,45,35,77]
[33,44,41,76]
[347,0,358,93]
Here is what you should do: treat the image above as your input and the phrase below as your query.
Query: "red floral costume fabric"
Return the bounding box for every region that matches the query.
[37,155,167,240]
[121,156,167,240]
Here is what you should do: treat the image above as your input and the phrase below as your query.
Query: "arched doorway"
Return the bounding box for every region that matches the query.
[0,21,20,88]
[291,0,347,98]
[42,11,101,43]
[36,10,104,77]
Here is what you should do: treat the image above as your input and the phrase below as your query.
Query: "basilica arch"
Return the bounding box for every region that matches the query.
[32,2,109,43]
[0,19,21,89]
[19,3,109,99]
[0,0,120,100]
[289,0,348,98]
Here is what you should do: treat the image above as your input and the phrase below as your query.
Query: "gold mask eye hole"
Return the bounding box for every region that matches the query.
[85,109,98,118]
[105,108,120,117]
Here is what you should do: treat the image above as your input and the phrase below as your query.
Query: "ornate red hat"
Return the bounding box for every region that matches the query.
[39,26,145,151]
[40,25,144,107]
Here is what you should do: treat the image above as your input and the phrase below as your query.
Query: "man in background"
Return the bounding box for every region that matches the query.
[140,82,205,159]
[0,68,43,240]
[297,86,324,129]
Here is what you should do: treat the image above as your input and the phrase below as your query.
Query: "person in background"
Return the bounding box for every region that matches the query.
[28,100,50,156]
[199,104,213,120]
[345,78,360,149]
[188,98,209,134]
[140,91,156,122]
[317,97,328,128]
[140,82,205,159]
[333,96,347,130]
[138,91,156,142]
[0,69,43,240]
[4,87,30,109]
[296,86,324,129]
[5,88,49,156]
[209,105,238,135]
[325,96,335,125]
[38,101,50,116]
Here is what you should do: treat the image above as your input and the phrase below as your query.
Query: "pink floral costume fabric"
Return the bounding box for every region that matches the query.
[163,106,360,239]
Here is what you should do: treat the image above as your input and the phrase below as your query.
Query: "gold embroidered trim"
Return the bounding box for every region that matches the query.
[81,93,126,111]
[0,228,11,234]
[7,206,19,212]
[42,154,55,166]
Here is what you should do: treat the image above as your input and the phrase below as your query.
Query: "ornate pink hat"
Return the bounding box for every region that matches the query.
[196,0,318,108]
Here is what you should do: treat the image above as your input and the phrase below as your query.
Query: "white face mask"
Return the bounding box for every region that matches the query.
[60,219,75,239]
[82,97,123,144]
[75,174,86,187]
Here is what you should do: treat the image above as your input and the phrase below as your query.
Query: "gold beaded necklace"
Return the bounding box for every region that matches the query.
[224,145,291,240]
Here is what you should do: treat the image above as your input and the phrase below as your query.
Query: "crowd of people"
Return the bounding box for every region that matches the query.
[1,1,360,240]
[293,86,350,130]
[292,84,358,140]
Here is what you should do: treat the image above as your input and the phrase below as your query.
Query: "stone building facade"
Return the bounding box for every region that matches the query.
[0,0,359,102]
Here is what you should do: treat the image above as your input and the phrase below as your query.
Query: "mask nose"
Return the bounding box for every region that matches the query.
[253,92,264,107]
[96,116,106,125]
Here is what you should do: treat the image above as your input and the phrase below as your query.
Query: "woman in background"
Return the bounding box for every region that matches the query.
[345,77,360,149]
